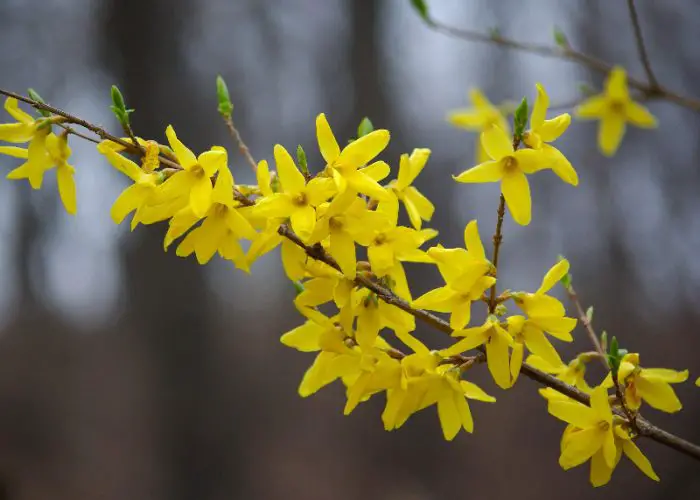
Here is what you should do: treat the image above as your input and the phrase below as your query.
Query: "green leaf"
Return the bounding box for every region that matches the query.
[513,97,529,139]
[296,145,308,175]
[410,0,430,23]
[357,117,374,138]
[553,26,569,48]
[110,85,133,128]
[216,75,233,117]
[111,85,126,111]
[27,88,50,117]
[585,306,594,324]
[292,281,305,295]
[608,336,621,375]
[600,331,608,352]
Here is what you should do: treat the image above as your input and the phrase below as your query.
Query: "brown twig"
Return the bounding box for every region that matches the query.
[3,88,699,462]
[427,18,700,112]
[488,194,506,314]
[223,116,257,172]
[626,0,659,89]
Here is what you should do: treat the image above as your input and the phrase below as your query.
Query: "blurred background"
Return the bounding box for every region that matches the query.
[0,0,699,498]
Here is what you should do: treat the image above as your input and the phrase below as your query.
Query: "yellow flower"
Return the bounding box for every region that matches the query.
[412,220,494,330]
[549,385,617,470]
[549,385,659,486]
[604,353,688,413]
[0,97,41,143]
[441,317,514,389]
[245,160,285,266]
[308,190,387,277]
[454,125,551,225]
[253,144,336,241]
[158,125,227,217]
[387,148,435,229]
[447,88,511,164]
[168,165,256,268]
[315,113,390,200]
[355,195,436,284]
[6,133,77,214]
[523,83,578,186]
[383,330,495,440]
[100,141,163,228]
[529,354,593,394]
[352,287,415,350]
[575,66,657,156]
[512,259,577,341]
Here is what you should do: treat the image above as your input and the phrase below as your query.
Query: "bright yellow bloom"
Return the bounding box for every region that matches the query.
[245,160,285,266]
[604,353,688,413]
[168,165,256,268]
[529,354,593,394]
[6,133,77,214]
[308,190,387,277]
[158,125,227,217]
[454,125,551,225]
[101,141,162,228]
[549,386,617,470]
[523,83,578,186]
[441,317,514,389]
[352,287,415,350]
[0,97,42,143]
[447,88,511,164]
[355,195,436,284]
[549,385,659,486]
[412,220,494,330]
[575,66,657,156]
[383,330,495,440]
[315,113,390,200]
[253,144,336,241]
[584,424,659,486]
[387,148,435,229]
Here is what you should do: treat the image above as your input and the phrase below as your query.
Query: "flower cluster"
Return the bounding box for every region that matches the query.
[0,69,693,489]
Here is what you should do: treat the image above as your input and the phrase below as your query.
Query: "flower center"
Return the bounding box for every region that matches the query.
[329,216,344,231]
[598,421,610,432]
[192,164,205,178]
[373,233,387,246]
[503,156,518,174]
[292,192,308,207]
[213,203,228,217]
[609,100,626,114]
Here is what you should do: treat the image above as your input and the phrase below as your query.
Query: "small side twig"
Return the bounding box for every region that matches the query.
[223,116,257,172]
[626,0,659,89]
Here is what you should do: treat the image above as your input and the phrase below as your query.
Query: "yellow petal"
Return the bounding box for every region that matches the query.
[549,400,598,428]
[4,97,34,123]
[110,184,142,225]
[190,175,213,217]
[368,241,395,275]
[480,124,513,160]
[590,449,616,487]
[575,95,607,119]
[501,170,531,225]
[437,390,463,440]
[605,66,629,101]
[622,440,659,481]
[460,380,496,402]
[440,327,489,357]
[212,165,234,205]
[344,169,390,200]
[510,342,525,384]
[523,326,563,367]
[599,114,626,157]
[538,259,569,294]
[102,148,143,182]
[560,427,605,469]
[453,160,502,183]
[274,144,305,194]
[590,385,613,423]
[642,368,688,384]
[337,129,390,168]
[486,328,511,389]
[329,229,356,277]
[412,286,457,313]
[538,113,571,142]
[0,145,28,158]
[280,320,323,352]
[404,186,434,226]
[290,204,316,241]
[543,144,578,186]
[361,160,391,182]
[463,220,486,260]
[56,165,77,215]
[449,301,472,330]
[626,101,657,128]
[0,123,35,143]
[636,377,682,413]
[165,125,197,168]
[256,159,273,196]
[316,113,340,164]
[531,83,549,130]
[198,148,226,177]
[281,238,307,281]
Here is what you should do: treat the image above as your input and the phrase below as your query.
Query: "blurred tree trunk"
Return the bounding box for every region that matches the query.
[98,2,239,499]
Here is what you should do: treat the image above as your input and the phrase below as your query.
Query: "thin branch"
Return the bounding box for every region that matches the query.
[626,0,659,89]
[222,116,258,172]
[3,88,699,462]
[488,194,506,314]
[427,18,700,112]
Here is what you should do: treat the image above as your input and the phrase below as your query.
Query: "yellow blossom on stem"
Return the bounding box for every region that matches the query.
[158,125,227,217]
[0,97,43,143]
[352,287,415,350]
[523,83,578,186]
[315,113,391,200]
[603,353,688,413]
[387,148,435,229]
[575,66,657,156]
[100,141,163,228]
[168,165,256,268]
[412,220,494,330]
[441,317,514,389]
[529,353,593,394]
[308,189,387,277]
[253,144,336,241]
[382,330,495,440]
[454,125,551,225]
[447,89,511,164]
